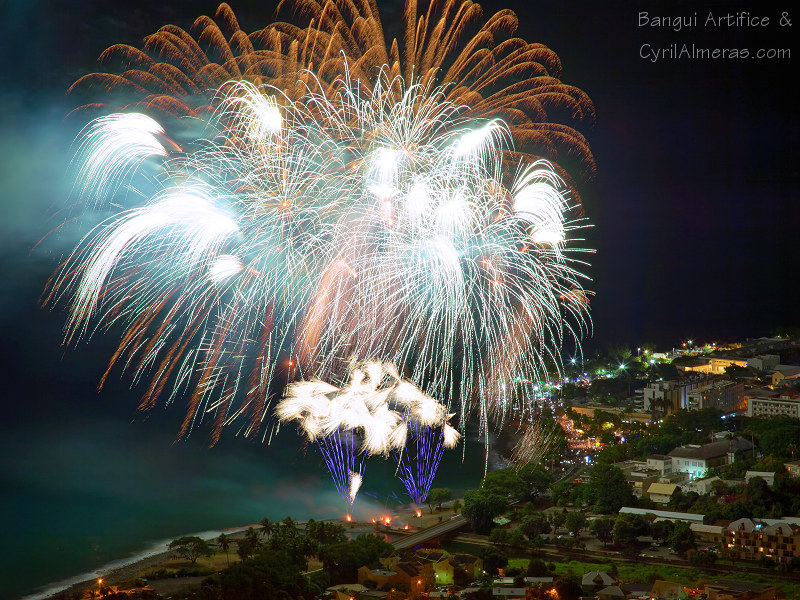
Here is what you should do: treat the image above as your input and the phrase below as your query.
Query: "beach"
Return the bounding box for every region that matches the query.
[30,506,452,599]
[25,526,256,600]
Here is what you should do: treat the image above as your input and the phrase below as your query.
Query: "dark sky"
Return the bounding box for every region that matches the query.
[0,0,795,421]
[2,0,795,351]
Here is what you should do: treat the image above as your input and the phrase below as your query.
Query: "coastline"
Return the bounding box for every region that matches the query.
[23,526,255,600]
[27,504,444,600]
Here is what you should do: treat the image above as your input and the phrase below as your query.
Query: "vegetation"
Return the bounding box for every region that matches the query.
[167,536,213,565]
[426,487,452,513]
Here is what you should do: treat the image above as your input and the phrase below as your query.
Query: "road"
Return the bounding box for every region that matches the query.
[393,515,470,550]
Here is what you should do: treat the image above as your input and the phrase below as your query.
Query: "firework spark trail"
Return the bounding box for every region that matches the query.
[50,64,591,447]
[277,361,460,505]
[394,421,456,506]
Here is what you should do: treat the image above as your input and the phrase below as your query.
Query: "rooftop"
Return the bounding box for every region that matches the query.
[668,437,753,460]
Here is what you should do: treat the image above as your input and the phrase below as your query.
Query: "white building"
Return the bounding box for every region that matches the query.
[747,390,800,418]
[667,437,753,480]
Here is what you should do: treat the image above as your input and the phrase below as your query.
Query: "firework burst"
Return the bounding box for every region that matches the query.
[48,69,590,444]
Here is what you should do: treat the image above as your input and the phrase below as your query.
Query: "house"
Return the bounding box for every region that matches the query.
[682,475,723,495]
[451,554,483,579]
[649,580,682,600]
[357,560,429,595]
[621,583,652,599]
[769,365,800,386]
[597,586,626,600]
[415,551,454,585]
[327,583,369,600]
[668,437,753,479]
[744,471,776,487]
[724,518,800,562]
[704,579,776,600]
[581,571,616,595]
[645,482,679,504]
[785,460,800,477]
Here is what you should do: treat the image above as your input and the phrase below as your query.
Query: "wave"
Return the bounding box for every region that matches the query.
[21,526,251,600]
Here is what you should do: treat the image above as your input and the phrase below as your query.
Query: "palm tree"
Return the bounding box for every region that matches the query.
[217,533,230,567]
[259,517,274,541]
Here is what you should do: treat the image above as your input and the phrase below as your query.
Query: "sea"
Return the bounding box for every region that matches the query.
[0,409,487,600]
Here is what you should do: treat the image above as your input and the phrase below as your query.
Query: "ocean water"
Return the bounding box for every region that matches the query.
[0,412,485,599]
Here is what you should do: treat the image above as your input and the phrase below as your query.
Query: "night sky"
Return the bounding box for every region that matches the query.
[0,0,797,593]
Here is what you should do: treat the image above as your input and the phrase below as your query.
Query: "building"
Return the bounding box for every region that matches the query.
[747,389,800,418]
[745,471,776,487]
[357,559,431,595]
[597,586,626,600]
[678,357,749,375]
[690,523,724,546]
[704,579,776,600]
[649,580,682,600]
[667,437,753,480]
[769,365,800,386]
[724,518,800,562]
[627,468,662,498]
[747,355,780,371]
[682,475,724,495]
[581,571,617,595]
[569,403,653,424]
[642,378,707,414]
[619,506,704,524]
[451,554,483,580]
[645,482,680,504]
[646,454,672,475]
[685,380,744,413]
[491,587,526,598]
[785,460,800,477]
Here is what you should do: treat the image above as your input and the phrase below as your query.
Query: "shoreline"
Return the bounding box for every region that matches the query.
[23,525,256,600]
[26,504,451,600]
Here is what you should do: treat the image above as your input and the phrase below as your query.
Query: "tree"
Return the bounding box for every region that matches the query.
[237,536,259,561]
[167,536,212,565]
[516,463,553,500]
[318,533,393,584]
[481,545,508,576]
[589,517,614,547]
[564,511,587,537]
[550,510,567,531]
[651,519,674,543]
[452,499,462,514]
[216,547,311,600]
[667,521,696,555]
[482,468,526,499]
[217,533,231,567]
[427,488,453,513]
[305,519,347,549]
[585,464,635,513]
[526,559,551,577]
[520,513,551,538]
[462,489,509,534]
[259,517,275,540]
